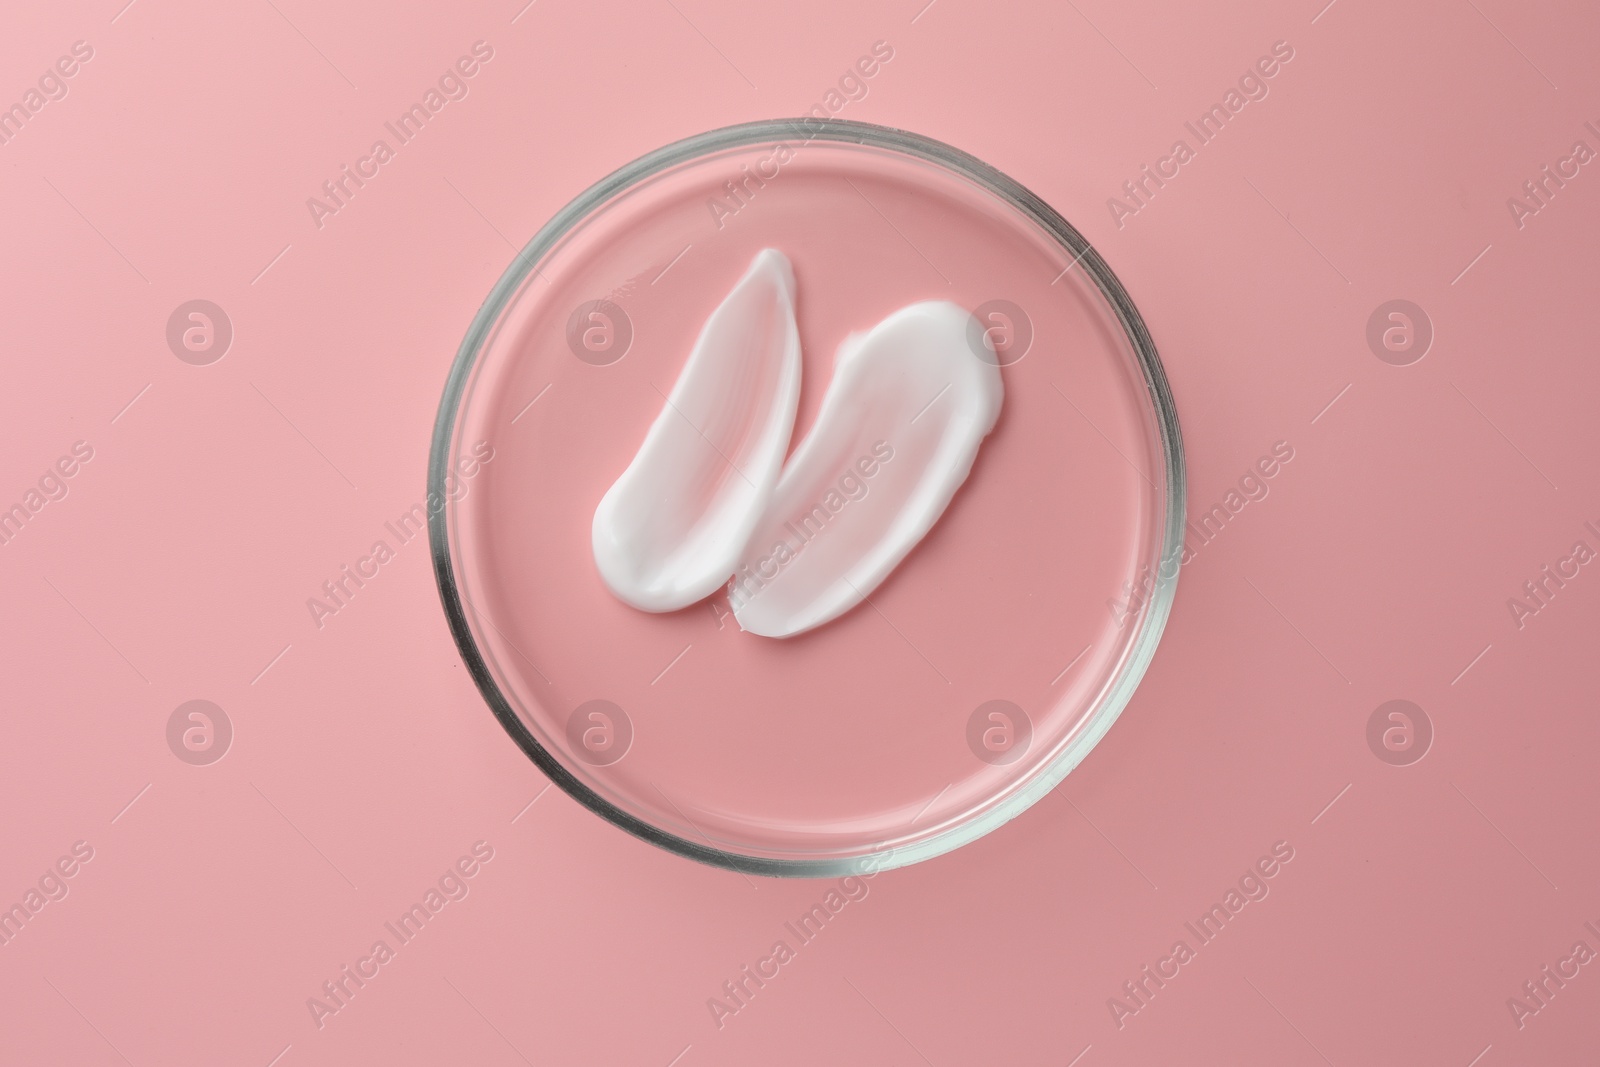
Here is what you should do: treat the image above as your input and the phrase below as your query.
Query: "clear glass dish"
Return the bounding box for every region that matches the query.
[428,118,1185,876]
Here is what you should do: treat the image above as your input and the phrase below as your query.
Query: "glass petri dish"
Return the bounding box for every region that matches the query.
[429,118,1184,876]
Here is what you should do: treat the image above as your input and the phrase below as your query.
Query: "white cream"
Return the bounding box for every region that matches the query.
[729,301,1003,638]
[592,249,801,612]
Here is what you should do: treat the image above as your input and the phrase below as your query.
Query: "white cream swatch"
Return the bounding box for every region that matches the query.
[729,300,1003,638]
[592,249,801,612]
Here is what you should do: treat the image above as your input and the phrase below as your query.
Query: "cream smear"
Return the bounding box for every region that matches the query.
[593,262,1003,636]
[591,249,801,612]
[730,301,1003,637]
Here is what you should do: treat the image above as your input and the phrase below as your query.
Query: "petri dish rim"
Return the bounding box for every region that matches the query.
[428,117,1186,878]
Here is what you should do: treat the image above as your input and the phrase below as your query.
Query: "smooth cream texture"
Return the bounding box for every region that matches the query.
[592,259,1003,636]
[729,301,1003,637]
[592,249,801,612]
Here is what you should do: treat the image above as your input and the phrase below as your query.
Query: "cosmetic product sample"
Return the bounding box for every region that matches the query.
[591,249,801,612]
[435,124,1183,873]
[730,301,1003,638]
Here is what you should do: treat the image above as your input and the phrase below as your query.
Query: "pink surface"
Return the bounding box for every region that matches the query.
[3,0,1598,1064]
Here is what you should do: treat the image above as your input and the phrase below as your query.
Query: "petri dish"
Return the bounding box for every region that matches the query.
[429,118,1184,877]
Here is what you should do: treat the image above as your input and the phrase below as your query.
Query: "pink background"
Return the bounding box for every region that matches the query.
[3,0,1597,1064]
